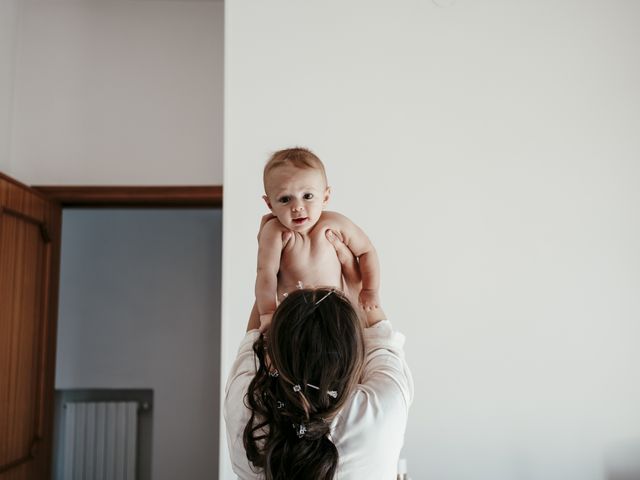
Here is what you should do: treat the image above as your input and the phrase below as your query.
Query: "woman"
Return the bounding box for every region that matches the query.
[224,229,413,479]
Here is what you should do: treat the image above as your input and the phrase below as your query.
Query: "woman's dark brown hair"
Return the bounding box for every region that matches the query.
[243,288,365,479]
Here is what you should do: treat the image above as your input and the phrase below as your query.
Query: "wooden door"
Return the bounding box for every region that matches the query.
[0,173,61,480]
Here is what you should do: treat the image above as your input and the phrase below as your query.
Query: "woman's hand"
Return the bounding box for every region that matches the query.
[325,229,386,326]
[325,229,361,292]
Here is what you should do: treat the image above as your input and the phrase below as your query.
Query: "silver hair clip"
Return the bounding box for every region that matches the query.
[292,384,302,393]
[314,289,335,306]
[276,400,284,409]
[293,423,307,438]
[269,369,279,378]
[307,383,338,399]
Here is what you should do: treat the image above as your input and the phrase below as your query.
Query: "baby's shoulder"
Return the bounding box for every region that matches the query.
[263,216,288,232]
[317,210,353,227]
[259,217,291,244]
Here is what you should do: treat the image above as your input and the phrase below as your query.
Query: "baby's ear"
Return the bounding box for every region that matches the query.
[323,187,331,206]
[262,195,273,210]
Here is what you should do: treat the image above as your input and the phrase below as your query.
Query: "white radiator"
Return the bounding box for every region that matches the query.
[62,401,138,480]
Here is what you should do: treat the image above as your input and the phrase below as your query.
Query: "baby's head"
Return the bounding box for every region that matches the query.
[263,147,330,232]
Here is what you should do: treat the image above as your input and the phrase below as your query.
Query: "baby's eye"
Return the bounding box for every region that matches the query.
[303,193,314,200]
[278,196,290,204]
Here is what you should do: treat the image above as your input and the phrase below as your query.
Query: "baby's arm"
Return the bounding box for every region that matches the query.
[325,212,381,310]
[255,219,285,329]
[326,229,386,326]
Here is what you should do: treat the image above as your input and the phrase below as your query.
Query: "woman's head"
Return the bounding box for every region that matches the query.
[268,288,365,413]
[243,288,365,480]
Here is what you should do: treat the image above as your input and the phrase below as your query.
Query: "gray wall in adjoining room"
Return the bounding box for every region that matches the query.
[55,209,222,480]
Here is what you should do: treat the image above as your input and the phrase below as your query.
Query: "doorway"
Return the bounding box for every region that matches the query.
[53,208,222,480]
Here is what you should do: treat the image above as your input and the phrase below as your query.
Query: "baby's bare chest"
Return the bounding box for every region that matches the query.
[278,231,342,290]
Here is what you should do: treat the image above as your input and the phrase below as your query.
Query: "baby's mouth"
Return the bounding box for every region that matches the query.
[292,217,308,225]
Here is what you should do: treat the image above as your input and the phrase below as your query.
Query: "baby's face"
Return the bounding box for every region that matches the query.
[263,165,329,233]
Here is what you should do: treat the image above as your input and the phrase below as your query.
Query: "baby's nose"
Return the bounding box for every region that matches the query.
[291,201,304,212]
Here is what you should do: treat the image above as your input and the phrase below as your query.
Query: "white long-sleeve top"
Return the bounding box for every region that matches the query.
[224,320,414,480]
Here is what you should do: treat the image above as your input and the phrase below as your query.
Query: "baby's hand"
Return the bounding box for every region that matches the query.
[259,313,274,333]
[358,289,380,311]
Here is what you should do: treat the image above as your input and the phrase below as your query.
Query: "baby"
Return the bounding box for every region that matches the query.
[255,147,380,330]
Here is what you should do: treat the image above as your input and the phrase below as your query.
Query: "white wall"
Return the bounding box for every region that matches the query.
[9,0,223,185]
[56,209,222,480]
[0,0,19,175]
[222,1,640,479]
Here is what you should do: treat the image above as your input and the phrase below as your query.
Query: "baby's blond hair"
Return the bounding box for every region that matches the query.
[263,147,328,188]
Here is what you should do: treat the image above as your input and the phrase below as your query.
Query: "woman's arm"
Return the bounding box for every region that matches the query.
[246,301,260,332]
[327,228,414,426]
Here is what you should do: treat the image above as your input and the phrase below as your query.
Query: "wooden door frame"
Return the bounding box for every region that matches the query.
[33,185,223,208]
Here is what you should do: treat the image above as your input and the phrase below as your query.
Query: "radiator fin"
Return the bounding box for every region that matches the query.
[62,401,138,480]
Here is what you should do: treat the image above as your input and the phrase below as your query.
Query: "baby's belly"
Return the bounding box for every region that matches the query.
[278,247,343,297]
